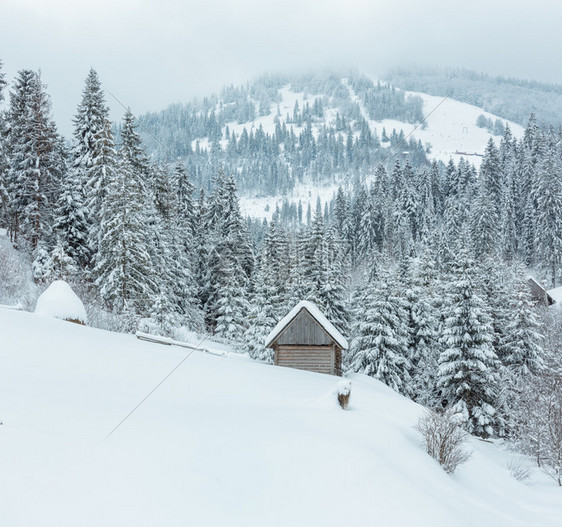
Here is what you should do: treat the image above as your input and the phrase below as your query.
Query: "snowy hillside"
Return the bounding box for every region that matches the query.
[373,87,525,166]
[139,72,524,221]
[1,308,560,526]
[230,78,523,220]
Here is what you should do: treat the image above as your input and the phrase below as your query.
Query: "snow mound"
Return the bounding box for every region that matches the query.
[34,280,88,324]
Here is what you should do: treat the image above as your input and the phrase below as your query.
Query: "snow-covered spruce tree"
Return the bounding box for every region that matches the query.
[147,162,201,334]
[318,238,350,334]
[470,178,499,259]
[263,220,290,317]
[174,161,196,237]
[499,273,544,375]
[202,174,253,336]
[438,250,499,437]
[170,162,202,330]
[535,150,562,287]
[519,148,538,266]
[213,252,250,344]
[68,68,109,267]
[86,118,118,248]
[350,266,412,396]
[410,253,440,405]
[92,154,156,318]
[243,259,277,362]
[46,236,77,281]
[285,230,309,309]
[477,257,514,358]
[52,149,87,271]
[119,108,151,186]
[499,168,518,262]
[480,137,503,212]
[0,60,8,227]
[5,70,61,251]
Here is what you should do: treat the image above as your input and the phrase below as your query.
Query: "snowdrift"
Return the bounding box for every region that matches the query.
[0,308,560,526]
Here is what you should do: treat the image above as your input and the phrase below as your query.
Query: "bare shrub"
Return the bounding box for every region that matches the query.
[415,409,472,474]
[505,459,531,482]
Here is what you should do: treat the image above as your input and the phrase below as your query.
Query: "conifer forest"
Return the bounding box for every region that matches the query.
[1,61,562,484]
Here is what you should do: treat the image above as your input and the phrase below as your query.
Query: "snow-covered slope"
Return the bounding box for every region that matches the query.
[1,309,559,526]
[374,87,525,167]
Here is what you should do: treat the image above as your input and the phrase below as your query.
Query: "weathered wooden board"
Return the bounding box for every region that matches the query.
[276,309,333,346]
[276,345,334,374]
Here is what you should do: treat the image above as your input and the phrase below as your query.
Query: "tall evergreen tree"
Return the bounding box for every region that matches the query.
[70,69,109,265]
[535,150,562,286]
[438,251,498,437]
[92,153,156,316]
[350,266,412,396]
[5,70,61,251]
[243,260,277,362]
[0,60,8,226]
[500,274,544,375]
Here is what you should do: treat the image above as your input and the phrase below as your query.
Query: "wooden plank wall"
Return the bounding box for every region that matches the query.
[276,345,334,375]
[276,309,333,346]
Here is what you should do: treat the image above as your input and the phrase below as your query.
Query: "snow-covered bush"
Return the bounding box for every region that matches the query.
[415,409,472,474]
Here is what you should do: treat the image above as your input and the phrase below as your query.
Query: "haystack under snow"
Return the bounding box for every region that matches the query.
[35,280,88,325]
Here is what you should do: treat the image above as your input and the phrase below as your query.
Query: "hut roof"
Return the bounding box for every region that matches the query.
[265,300,348,349]
[527,276,555,306]
[547,286,562,305]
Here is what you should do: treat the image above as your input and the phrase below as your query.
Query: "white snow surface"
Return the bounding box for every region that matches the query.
[1,308,561,526]
[264,300,349,349]
[34,280,88,324]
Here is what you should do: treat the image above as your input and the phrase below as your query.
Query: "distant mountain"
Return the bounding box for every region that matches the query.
[138,70,524,220]
[138,72,431,198]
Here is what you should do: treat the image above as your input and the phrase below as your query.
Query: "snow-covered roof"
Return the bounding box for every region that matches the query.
[264,300,348,349]
[35,280,88,324]
[527,276,555,305]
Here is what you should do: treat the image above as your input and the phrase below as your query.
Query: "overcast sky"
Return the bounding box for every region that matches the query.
[2,0,562,136]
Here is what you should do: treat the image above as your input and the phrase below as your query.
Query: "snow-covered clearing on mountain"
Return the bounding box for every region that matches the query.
[373,88,525,167]
[236,80,523,220]
[1,308,560,526]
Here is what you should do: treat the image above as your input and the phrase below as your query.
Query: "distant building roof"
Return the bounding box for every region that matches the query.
[547,286,562,305]
[527,276,555,307]
[265,300,348,349]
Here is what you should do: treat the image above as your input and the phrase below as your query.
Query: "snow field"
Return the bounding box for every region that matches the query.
[1,308,560,526]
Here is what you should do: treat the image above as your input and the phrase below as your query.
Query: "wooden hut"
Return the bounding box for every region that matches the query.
[264,301,348,376]
[527,277,555,307]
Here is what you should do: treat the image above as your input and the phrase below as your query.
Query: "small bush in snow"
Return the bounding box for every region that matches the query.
[505,459,531,482]
[335,380,351,410]
[415,409,472,474]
